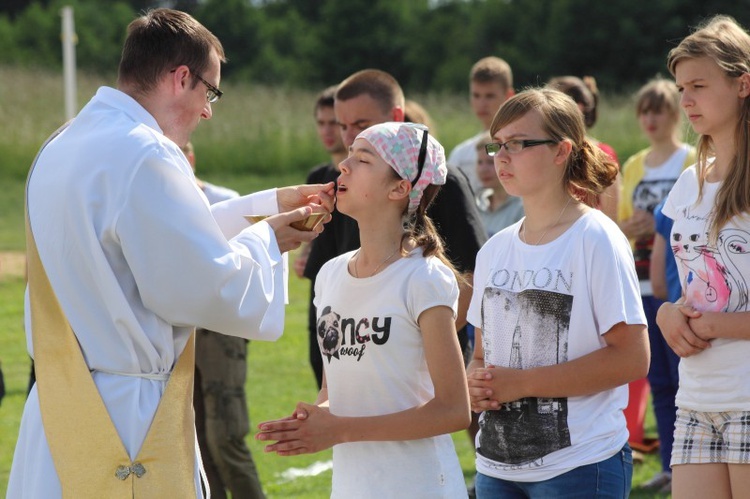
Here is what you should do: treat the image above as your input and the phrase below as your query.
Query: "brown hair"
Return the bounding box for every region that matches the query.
[547,75,601,128]
[470,56,513,91]
[667,15,750,241]
[335,69,405,115]
[490,88,617,206]
[314,85,337,114]
[117,8,225,96]
[395,183,466,285]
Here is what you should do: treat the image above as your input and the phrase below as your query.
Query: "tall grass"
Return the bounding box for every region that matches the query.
[0,65,658,183]
[0,65,653,252]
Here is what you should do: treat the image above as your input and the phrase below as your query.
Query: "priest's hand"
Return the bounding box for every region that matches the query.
[264,206,321,253]
[277,182,335,219]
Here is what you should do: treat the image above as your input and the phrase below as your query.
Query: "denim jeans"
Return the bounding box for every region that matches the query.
[475,445,633,498]
[642,295,680,472]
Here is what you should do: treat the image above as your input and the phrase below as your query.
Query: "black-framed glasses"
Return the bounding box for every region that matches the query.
[411,126,430,187]
[192,71,223,103]
[485,139,557,156]
[171,68,223,103]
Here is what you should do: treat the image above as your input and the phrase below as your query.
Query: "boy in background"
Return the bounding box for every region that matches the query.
[448,57,514,194]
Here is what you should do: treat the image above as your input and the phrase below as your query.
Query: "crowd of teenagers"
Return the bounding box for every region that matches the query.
[8,7,750,499]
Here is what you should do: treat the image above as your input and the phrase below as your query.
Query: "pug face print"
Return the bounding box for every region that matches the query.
[316,306,393,363]
[317,306,342,361]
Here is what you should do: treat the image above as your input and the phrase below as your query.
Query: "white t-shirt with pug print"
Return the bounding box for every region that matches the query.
[313,247,465,499]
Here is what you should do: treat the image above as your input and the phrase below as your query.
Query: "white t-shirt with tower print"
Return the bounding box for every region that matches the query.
[313,247,466,498]
[467,209,646,482]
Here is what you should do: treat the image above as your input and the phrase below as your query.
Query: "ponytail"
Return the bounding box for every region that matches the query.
[566,139,619,207]
[401,184,468,286]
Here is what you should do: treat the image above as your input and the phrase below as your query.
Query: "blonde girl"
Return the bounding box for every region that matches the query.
[619,76,696,493]
[256,122,471,498]
[467,88,649,497]
[658,15,750,499]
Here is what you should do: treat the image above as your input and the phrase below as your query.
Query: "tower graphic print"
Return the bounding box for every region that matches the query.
[510,325,522,369]
[479,286,572,466]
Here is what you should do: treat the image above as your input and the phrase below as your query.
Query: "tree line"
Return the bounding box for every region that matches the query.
[1,0,747,94]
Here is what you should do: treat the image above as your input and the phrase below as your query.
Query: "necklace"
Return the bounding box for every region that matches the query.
[353,246,400,278]
[522,197,573,245]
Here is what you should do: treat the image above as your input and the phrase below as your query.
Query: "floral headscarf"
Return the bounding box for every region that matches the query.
[356,122,447,213]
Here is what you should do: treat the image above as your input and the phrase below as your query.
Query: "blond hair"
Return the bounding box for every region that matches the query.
[635,76,681,118]
[667,15,750,241]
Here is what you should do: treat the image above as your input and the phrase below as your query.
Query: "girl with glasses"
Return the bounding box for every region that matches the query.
[256,122,471,498]
[467,88,649,498]
[657,15,750,498]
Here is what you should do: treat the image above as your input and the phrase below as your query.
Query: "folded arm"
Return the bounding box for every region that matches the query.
[468,321,649,412]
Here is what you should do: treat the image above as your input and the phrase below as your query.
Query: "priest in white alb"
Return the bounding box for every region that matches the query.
[7,8,333,498]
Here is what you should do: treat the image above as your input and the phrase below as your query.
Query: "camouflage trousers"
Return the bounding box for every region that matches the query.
[194,329,265,499]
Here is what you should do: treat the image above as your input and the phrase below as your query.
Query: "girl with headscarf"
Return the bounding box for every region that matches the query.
[256,122,471,498]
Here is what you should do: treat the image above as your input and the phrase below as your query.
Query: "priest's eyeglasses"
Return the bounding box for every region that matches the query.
[170,68,223,103]
[192,71,223,103]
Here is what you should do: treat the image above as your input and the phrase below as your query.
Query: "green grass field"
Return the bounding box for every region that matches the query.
[0,65,673,496]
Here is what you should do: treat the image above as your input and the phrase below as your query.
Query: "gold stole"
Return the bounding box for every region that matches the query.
[26,125,197,498]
